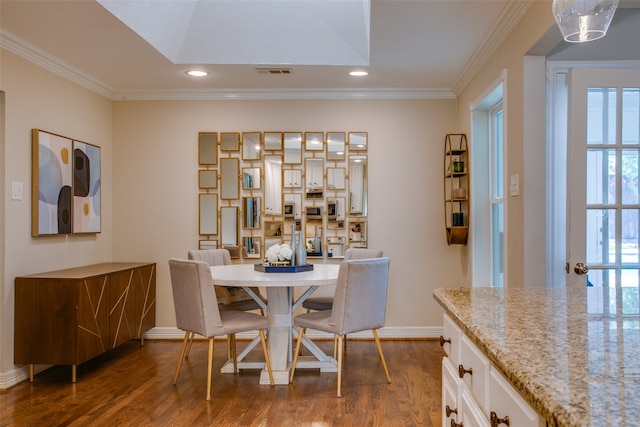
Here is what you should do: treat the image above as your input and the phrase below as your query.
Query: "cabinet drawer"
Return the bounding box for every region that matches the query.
[460,386,490,427]
[459,334,490,414]
[489,368,545,427]
[442,357,461,427]
[442,314,461,365]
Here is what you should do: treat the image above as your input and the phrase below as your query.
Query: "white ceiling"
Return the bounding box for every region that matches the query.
[2,0,536,99]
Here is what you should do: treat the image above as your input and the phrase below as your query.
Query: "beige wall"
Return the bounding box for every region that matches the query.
[455,2,557,286]
[0,51,113,376]
[110,99,461,329]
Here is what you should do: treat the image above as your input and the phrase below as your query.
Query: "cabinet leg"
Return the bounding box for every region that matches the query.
[72,365,76,383]
[29,364,34,382]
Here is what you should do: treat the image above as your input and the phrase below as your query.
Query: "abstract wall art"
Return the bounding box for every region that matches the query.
[73,140,101,233]
[31,129,101,236]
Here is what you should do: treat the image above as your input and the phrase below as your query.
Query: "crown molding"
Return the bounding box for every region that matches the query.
[452,0,534,96]
[112,88,456,101]
[2,29,454,101]
[1,29,116,99]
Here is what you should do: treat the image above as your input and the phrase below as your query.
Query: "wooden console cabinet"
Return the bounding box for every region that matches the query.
[15,262,156,382]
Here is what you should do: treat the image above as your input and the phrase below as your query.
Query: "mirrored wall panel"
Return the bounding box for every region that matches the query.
[197,130,369,260]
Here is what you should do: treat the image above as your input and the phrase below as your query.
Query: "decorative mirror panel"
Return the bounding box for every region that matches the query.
[327,132,346,160]
[284,132,302,164]
[243,237,261,258]
[305,158,324,199]
[284,169,302,188]
[242,132,261,160]
[305,132,324,151]
[199,194,217,235]
[264,155,283,215]
[242,167,261,190]
[221,206,239,258]
[264,132,282,151]
[348,132,367,151]
[221,132,240,151]
[243,197,261,229]
[349,155,367,216]
[199,132,218,165]
[199,170,218,189]
[327,167,346,190]
[220,158,240,199]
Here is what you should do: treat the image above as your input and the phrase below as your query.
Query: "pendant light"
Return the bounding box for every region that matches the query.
[552,0,618,43]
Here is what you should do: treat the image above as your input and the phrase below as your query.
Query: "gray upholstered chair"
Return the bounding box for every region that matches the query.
[188,248,265,313]
[301,248,383,312]
[169,258,273,400]
[187,248,265,359]
[290,257,392,397]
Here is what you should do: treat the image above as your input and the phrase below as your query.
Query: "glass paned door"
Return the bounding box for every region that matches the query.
[568,69,640,296]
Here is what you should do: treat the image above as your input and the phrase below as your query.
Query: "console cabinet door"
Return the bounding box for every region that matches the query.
[77,275,109,363]
[109,269,137,348]
[133,264,156,338]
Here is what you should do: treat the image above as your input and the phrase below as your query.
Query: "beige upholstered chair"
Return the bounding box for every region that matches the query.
[169,258,273,400]
[187,248,265,358]
[302,248,383,312]
[188,249,265,312]
[290,257,392,397]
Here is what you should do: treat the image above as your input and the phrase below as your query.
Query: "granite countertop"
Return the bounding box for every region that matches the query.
[433,286,640,427]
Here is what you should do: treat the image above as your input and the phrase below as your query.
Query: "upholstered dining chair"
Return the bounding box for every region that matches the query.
[168,258,273,400]
[187,249,265,358]
[290,257,392,397]
[188,249,265,312]
[301,248,383,312]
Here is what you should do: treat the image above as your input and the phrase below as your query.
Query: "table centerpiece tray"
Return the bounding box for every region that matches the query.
[254,263,314,273]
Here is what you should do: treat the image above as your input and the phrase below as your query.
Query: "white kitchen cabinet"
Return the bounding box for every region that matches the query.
[489,369,545,427]
[442,357,461,426]
[441,314,545,427]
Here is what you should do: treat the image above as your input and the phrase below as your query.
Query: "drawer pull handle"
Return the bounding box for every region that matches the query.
[490,412,510,426]
[450,419,463,427]
[440,336,451,347]
[445,405,458,417]
[458,364,472,378]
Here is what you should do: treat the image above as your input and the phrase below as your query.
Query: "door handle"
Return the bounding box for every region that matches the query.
[574,262,589,275]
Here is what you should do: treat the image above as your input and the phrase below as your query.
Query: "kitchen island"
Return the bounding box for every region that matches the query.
[433,286,640,427]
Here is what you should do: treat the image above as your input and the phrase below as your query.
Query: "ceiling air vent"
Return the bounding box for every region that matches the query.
[256,68,293,75]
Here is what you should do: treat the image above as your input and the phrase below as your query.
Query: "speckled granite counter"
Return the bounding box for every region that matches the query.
[433,286,640,427]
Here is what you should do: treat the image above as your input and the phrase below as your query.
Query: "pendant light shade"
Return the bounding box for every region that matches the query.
[552,0,618,43]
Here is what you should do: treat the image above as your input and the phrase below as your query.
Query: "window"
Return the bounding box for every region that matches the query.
[471,79,504,287]
[490,104,504,287]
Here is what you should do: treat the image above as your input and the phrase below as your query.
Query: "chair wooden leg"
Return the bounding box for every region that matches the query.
[173,331,190,385]
[231,334,238,374]
[337,334,344,398]
[372,329,391,383]
[258,329,274,386]
[206,338,214,401]
[290,327,305,383]
[185,332,195,359]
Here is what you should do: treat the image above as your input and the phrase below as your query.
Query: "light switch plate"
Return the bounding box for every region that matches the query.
[11,181,24,200]
[510,174,519,196]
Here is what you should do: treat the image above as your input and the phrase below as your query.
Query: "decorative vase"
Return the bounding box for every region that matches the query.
[296,229,306,266]
[290,225,297,266]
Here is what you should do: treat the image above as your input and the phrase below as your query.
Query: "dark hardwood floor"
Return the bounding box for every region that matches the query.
[0,338,444,426]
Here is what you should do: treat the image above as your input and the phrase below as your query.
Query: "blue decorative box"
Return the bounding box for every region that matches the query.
[254,263,314,273]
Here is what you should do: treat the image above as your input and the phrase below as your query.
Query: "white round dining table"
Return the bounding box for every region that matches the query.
[210,263,340,385]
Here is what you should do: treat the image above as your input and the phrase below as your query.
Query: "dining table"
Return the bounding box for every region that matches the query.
[210,263,340,385]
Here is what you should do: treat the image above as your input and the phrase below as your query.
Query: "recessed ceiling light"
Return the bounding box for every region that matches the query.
[186,70,208,77]
[349,71,368,77]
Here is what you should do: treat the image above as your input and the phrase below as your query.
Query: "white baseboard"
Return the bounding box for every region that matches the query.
[1,326,444,390]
